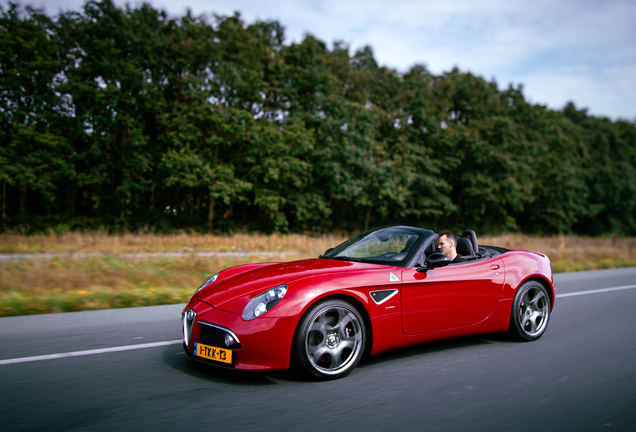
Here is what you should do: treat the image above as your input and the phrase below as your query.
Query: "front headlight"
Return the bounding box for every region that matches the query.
[195,273,218,294]
[242,285,288,321]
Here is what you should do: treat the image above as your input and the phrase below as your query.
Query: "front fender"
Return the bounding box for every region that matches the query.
[218,267,404,319]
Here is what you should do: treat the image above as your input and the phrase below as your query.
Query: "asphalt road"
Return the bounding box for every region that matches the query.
[1,267,636,431]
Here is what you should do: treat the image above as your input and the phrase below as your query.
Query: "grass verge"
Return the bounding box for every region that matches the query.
[0,254,290,317]
[0,286,194,316]
[1,232,635,317]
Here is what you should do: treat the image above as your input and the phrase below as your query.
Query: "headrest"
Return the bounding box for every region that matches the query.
[457,237,474,256]
[461,230,479,254]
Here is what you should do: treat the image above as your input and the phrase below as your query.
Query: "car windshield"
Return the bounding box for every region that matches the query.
[321,227,425,265]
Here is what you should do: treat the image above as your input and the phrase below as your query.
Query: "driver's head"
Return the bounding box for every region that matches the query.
[438,230,457,257]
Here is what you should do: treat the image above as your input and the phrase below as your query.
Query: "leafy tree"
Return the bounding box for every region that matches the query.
[0,3,75,222]
[1,1,636,236]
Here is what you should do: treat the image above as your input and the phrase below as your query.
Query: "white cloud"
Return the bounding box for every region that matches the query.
[4,0,636,119]
[520,64,636,120]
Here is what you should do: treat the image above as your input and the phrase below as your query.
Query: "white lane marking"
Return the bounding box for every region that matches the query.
[2,283,636,366]
[0,339,182,366]
[556,284,636,298]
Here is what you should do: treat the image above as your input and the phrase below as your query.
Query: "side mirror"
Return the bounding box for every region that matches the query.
[428,252,451,268]
[417,252,451,272]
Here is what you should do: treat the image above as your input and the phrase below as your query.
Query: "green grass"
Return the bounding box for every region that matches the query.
[0,286,194,316]
[0,254,287,317]
[2,231,636,317]
[1,255,634,318]
[551,258,636,273]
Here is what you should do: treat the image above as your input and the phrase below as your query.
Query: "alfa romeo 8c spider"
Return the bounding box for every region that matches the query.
[182,226,554,379]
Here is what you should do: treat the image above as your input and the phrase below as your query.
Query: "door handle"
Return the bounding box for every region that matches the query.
[490,264,500,270]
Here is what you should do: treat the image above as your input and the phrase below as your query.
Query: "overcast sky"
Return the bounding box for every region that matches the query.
[7,0,636,120]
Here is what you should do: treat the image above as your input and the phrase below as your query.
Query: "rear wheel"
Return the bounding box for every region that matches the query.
[508,281,551,341]
[294,299,365,380]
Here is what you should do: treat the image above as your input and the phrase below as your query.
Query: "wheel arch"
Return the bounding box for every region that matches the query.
[289,293,374,368]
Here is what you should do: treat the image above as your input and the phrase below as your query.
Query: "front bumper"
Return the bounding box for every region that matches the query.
[182,301,298,371]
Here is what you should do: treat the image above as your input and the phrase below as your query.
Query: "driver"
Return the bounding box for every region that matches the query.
[438,230,459,262]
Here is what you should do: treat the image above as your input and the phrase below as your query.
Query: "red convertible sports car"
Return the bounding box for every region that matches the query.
[182,226,554,379]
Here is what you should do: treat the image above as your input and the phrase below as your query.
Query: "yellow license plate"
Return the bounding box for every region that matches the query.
[194,342,232,364]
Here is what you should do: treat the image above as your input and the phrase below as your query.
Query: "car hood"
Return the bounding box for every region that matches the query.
[194,258,389,308]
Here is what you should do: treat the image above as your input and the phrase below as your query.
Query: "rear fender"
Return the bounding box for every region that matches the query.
[501,251,555,311]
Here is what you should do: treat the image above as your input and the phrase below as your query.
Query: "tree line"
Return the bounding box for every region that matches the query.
[1,0,635,235]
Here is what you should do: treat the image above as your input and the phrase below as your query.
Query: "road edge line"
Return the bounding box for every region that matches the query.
[556,284,636,298]
[0,339,182,366]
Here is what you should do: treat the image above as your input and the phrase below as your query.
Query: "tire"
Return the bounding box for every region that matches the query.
[508,281,551,341]
[294,299,366,380]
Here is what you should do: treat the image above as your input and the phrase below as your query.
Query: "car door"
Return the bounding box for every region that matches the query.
[400,258,504,335]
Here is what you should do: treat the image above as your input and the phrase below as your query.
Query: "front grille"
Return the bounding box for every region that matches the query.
[199,322,241,349]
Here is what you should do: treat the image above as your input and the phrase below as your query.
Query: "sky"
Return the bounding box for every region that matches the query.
[6,0,636,120]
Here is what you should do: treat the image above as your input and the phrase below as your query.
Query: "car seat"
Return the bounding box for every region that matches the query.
[455,238,478,262]
[460,230,479,255]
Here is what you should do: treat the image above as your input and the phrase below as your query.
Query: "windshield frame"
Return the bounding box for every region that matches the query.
[320,226,436,267]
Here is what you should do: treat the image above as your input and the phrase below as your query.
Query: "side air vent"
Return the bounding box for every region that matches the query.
[370,289,399,305]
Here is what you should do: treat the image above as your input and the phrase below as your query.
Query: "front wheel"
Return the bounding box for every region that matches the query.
[294,299,366,380]
[508,281,551,341]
